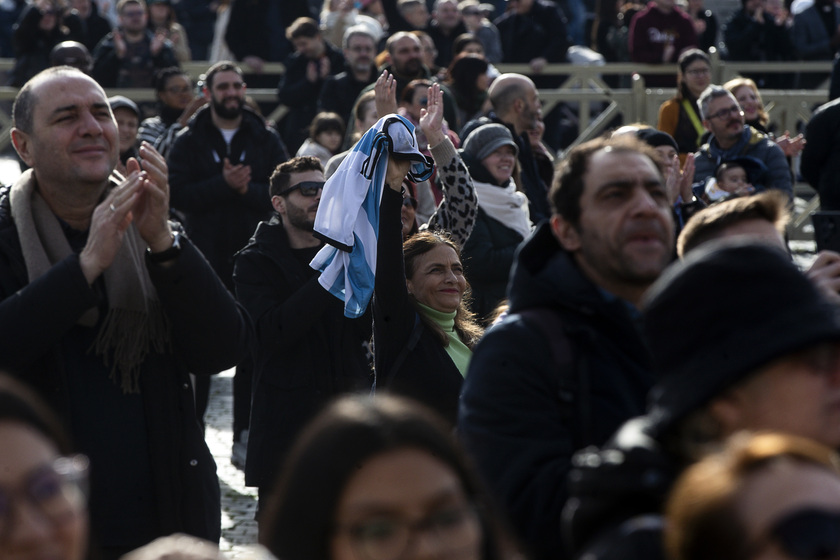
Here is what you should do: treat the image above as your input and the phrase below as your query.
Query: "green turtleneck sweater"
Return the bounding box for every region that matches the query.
[417,303,472,377]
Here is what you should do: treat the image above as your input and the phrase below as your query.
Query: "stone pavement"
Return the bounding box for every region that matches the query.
[204,368,259,557]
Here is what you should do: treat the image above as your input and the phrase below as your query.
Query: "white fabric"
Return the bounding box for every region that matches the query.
[473,179,533,239]
[311,114,433,318]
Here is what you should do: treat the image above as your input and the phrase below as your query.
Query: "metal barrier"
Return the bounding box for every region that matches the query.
[0,57,831,155]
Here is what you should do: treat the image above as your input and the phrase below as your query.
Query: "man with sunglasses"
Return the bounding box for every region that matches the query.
[691,85,792,199]
[233,156,373,518]
[563,240,840,560]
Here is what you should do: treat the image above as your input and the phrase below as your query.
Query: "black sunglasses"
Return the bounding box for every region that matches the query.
[402,196,417,209]
[766,508,840,559]
[279,181,324,197]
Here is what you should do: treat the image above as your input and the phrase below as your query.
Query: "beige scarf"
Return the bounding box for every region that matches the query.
[9,169,170,393]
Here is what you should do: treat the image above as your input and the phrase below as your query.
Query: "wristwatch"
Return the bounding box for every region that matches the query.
[147,231,183,264]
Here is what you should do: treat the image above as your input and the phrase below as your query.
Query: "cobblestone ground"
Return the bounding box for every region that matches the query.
[204,369,259,557]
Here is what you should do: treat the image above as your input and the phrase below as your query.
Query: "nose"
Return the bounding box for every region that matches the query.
[78,110,105,137]
[402,526,447,560]
[629,186,662,216]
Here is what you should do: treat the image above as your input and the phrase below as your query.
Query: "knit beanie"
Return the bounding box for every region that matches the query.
[462,123,519,161]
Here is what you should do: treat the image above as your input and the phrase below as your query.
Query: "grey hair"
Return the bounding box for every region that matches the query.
[697,85,734,121]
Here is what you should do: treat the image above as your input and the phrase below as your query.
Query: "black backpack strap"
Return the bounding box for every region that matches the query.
[518,308,592,447]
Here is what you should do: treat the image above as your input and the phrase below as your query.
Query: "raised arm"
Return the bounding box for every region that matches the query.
[418,84,477,248]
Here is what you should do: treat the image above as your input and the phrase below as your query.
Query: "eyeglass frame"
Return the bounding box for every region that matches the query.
[333,503,481,560]
[277,181,325,197]
[706,105,744,121]
[0,454,90,541]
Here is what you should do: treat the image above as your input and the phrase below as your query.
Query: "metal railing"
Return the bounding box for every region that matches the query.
[0,56,830,155]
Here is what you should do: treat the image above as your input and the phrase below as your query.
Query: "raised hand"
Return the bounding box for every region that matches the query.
[418,83,445,148]
[374,70,398,118]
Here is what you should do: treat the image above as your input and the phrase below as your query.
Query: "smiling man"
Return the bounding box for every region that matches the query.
[167,60,287,462]
[0,66,250,558]
[233,156,372,518]
[459,135,674,560]
[692,84,792,198]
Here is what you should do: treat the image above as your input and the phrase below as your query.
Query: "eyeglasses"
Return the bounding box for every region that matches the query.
[121,9,146,17]
[336,504,480,560]
[684,67,710,76]
[707,105,743,120]
[461,9,480,14]
[165,85,191,94]
[761,508,840,559]
[279,181,324,197]
[402,197,417,208]
[0,455,89,541]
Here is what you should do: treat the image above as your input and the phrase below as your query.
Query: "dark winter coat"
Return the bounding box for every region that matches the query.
[802,98,840,211]
[374,187,467,425]
[92,28,178,87]
[0,186,251,549]
[233,216,372,490]
[494,0,570,64]
[167,104,287,288]
[277,41,347,153]
[458,222,657,560]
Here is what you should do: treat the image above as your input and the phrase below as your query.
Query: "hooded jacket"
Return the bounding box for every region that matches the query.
[458,222,657,560]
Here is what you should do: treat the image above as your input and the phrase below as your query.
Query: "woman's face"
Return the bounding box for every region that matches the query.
[332,448,482,560]
[736,460,840,560]
[149,2,168,25]
[159,74,193,111]
[357,101,378,134]
[317,130,343,153]
[460,42,484,57]
[0,423,88,560]
[482,145,516,185]
[682,61,711,97]
[113,107,139,155]
[733,85,761,122]
[406,244,467,313]
[401,194,418,239]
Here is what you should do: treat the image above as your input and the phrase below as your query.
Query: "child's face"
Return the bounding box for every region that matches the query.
[317,130,343,153]
[718,166,752,193]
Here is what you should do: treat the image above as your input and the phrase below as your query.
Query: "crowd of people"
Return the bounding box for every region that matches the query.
[6,1,840,560]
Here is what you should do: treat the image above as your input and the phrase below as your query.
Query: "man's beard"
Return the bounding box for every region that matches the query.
[285,200,317,232]
[212,95,244,120]
[397,58,423,76]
